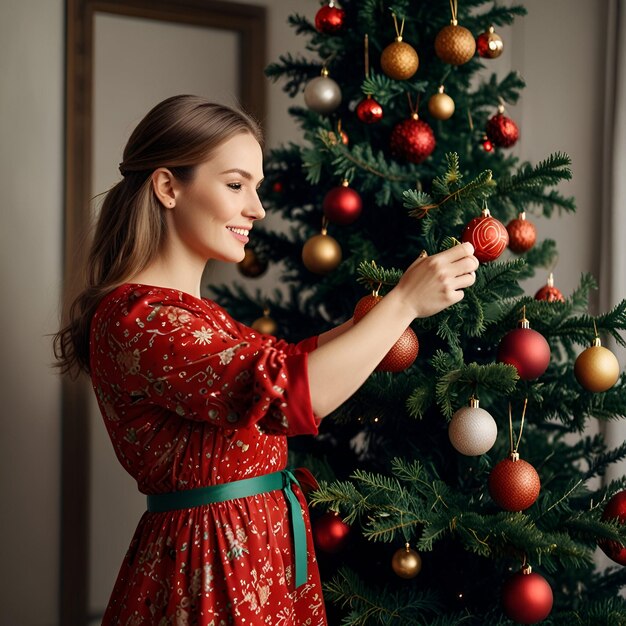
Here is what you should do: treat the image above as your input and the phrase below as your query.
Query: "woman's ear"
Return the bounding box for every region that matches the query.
[151,168,177,208]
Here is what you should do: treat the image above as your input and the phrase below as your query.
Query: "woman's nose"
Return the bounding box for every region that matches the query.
[247,192,266,220]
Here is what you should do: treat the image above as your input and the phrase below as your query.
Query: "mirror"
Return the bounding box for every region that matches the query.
[63,1,266,623]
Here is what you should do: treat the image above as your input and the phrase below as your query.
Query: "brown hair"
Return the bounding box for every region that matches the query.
[54,95,263,376]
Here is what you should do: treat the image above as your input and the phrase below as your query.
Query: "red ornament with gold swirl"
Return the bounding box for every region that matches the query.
[461,207,509,262]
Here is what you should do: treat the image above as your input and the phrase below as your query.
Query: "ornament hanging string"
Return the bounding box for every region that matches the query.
[321,215,330,234]
[364,34,370,78]
[449,0,458,22]
[391,13,405,39]
[508,397,528,454]
[406,92,421,115]
[321,53,337,73]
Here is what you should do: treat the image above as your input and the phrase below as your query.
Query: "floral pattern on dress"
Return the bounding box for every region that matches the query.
[90,284,327,625]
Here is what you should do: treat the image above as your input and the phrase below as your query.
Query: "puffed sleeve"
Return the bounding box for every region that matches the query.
[96,288,320,436]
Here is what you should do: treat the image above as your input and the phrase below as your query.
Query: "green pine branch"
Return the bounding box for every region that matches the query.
[494,153,575,217]
[323,567,448,626]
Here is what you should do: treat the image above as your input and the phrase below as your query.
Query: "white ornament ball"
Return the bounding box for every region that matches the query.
[304,76,342,114]
[448,403,498,456]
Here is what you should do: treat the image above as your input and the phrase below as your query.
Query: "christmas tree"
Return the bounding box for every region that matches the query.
[211,1,626,623]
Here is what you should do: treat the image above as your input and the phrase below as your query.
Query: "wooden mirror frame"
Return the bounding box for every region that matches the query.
[63,1,266,622]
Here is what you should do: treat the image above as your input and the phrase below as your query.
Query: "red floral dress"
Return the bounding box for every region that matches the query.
[90,284,328,625]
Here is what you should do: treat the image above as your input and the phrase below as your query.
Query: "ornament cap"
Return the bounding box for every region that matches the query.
[321,66,329,77]
[497,103,505,114]
[450,18,458,26]
[488,25,495,34]
[469,396,480,408]
[522,563,533,575]
[438,84,445,94]
[547,272,555,287]
[519,211,527,220]
[395,35,403,42]
[509,451,520,462]
[481,207,491,217]
[341,178,350,187]
[518,306,530,329]
[411,112,419,120]
[593,336,602,348]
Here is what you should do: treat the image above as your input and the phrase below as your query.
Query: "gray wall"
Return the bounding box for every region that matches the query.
[0,1,609,623]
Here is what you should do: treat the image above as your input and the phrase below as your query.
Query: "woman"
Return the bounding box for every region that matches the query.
[54,94,478,625]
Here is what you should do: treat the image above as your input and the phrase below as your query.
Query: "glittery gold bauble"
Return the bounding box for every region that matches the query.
[238,248,268,278]
[380,39,419,80]
[574,338,620,392]
[302,232,342,274]
[251,314,278,336]
[391,544,422,579]
[428,85,455,120]
[434,23,476,65]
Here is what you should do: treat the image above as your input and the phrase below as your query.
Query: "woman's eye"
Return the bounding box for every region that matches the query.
[227,182,242,191]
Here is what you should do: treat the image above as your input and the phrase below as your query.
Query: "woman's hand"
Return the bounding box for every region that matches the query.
[393,242,479,319]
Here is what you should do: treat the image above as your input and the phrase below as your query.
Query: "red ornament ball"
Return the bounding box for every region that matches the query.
[323,182,362,225]
[314,3,345,34]
[461,212,508,263]
[599,491,626,565]
[507,213,537,253]
[390,115,436,164]
[476,26,504,59]
[535,274,565,302]
[482,136,494,152]
[488,456,541,511]
[376,327,419,372]
[353,294,383,321]
[486,112,519,147]
[312,511,351,553]
[535,284,565,302]
[502,569,553,624]
[497,326,551,380]
[353,295,419,372]
[356,96,383,124]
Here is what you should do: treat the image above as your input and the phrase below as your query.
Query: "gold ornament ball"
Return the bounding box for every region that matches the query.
[380,40,419,80]
[251,314,278,336]
[428,90,455,120]
[302,233,342,274]
[435,24,476,65]
[574,343,620,392]
[391,545,422,579]
[238,248,268,278]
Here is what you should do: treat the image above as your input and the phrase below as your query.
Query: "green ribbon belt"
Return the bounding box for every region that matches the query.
[146,469,308,588]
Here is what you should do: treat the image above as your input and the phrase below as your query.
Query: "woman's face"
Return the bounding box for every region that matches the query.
[167,132,265,264]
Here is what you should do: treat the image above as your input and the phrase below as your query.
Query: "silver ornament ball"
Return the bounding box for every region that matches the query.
[304,76,342,114]
[449,403,498,456]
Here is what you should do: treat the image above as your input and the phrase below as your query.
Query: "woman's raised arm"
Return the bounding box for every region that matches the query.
[308,243,478,417]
